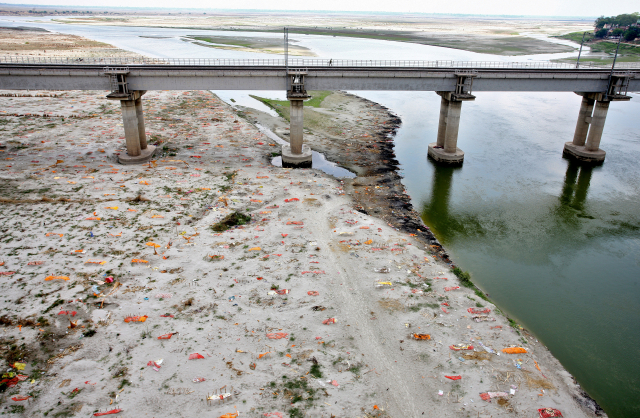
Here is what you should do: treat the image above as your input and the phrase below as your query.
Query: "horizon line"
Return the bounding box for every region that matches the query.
[0,3,602,19]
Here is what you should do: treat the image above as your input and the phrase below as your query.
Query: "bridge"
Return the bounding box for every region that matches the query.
[1,57,638,166]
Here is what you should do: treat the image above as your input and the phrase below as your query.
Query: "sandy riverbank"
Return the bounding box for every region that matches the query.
[48,15,589,56]
[0,27,140,59]
[0,30,606,418]
[0,88,603,418]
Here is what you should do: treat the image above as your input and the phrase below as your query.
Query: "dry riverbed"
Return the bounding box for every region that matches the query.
[0,27,140,59]
[0,88,605,418]
[51,15,591,56]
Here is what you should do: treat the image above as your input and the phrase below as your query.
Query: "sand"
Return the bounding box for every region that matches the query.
[0,27,141,59]
[0,30,605,418]
[49,14,592,56]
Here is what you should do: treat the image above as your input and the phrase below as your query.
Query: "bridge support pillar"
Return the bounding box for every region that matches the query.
[107,90,155,165]
[564,89,632,164]
[282,72,312,168]
[429,91,474,165]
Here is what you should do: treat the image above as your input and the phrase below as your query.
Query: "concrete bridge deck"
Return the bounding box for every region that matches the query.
[0,58,637,166]
[0,58,639,92]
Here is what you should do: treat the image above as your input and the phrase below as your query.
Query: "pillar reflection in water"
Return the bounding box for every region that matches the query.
[559,159,595,213]
[420,162,462,240]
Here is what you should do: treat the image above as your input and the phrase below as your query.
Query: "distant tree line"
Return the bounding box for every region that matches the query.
[594,12,640,41]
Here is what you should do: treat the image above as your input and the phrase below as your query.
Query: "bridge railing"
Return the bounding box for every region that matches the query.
[1,56,639,69]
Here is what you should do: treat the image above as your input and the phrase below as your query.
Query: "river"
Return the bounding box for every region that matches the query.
[2,16,640,417]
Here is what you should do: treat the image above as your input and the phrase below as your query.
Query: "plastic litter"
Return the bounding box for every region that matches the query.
[147,359,163,371]
[374,267,390,273]
[322,318,337,325]
[538,408,563,418]
[193,377,206,383]
[412,334,431,340]
[477,341,495,354]
[307,291,319,296]
[467,307,491,314]
[124,315,148,323]
[473,315,496,322]
[12,363,25,371]
[445,375,462,380]
[188,353,205,360]
[93,409,122,416]
[11,395,31,401]
[266,332,289,339]
[449,344,474,351]
[45,276,69,281]
[157,333,177,340]
[502,347,527,354]
[480,392,509,401]
[444,286,461,291]
[374,281,392,288]
[0,374,27,388]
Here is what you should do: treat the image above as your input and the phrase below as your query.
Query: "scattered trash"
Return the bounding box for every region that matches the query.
[480,392,509,401]
[444,286,460,291]
[449,344,474,351]
[188,353,205,360]
[374,267,390,273]
[193,377,206,383]
[438,390,444,396]
[11,395,31,401]
[412,334,431,340]
[93,409,122,416]
[502,347,527,354]
[45,275,69,281]
[330,380,339,387]
[322,318,337,325]
[124,315,148,323]
[307,291,319,296]
[473,315,496,322]
[467,307,491,314]
[374,281,392,288]
[538,408,563,418]
[147,359,163,371]
[477,341,496,354]
[157,333,177,340]
[445,375,462,380]
[266,333,288,339]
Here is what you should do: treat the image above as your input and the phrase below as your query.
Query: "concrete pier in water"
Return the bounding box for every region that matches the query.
[563,90,631,164]
[428,90,475,165]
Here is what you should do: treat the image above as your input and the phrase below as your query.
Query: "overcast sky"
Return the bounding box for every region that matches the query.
[2,0,638,17]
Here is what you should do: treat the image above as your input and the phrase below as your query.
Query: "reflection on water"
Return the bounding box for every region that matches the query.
[558,158,594,214]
